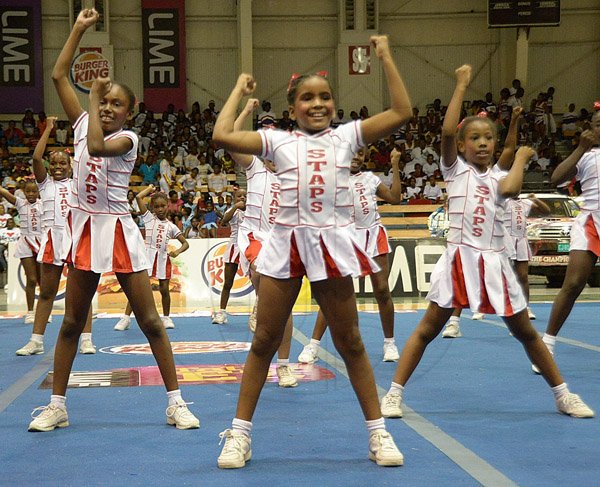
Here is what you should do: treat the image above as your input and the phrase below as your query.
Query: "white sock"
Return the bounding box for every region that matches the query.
[309,338,320,348]
[384,337,395,345]
[551,382,569,400]
[31,333,44,344]
[542,334,556,354]
[365,417,386,433]
[122,314,131,319]
[232,417,252,437]
[167,389,183,406]
[449,316,460,324]
[388,382,404,397]
[277,358,289,365]
[50,395,66,408]
[81,333,92,342]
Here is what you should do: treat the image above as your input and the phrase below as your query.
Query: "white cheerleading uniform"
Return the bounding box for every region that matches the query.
[142,211,181,279]
[351,171,391,258]
[502,198,533,261]
[568,148,600,255]
[62,112,148,273]
[37,177,72,265]
[427,156,526,316]
[237,156,280,276]
[255,121,378,282]
[224,209,244,264]
[14,197,42,259]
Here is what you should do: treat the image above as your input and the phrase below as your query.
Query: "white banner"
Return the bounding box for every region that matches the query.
[7,239,256,310]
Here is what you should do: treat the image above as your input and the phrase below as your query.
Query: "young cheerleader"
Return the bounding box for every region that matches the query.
[212,188,245,325]
[533,107,600,371]
[15,116,95,356]
[298,145,403,364]
[213,35,412,468]
[0,180,41,324]
[28,9,198,432]
[380,65,593,420]
[442,106,524,333]
[227,98,298,388]
[114,185,189,331]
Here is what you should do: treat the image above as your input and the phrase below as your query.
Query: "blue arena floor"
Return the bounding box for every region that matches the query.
[1,304,599,486]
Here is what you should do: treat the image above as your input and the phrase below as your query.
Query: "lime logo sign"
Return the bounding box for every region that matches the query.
[201,242,253,297]
[70,50,110,93]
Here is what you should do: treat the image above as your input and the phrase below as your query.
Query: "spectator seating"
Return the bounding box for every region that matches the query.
[379,204,440,238]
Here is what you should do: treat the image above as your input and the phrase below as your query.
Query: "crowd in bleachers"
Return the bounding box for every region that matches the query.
[0,81,596,242]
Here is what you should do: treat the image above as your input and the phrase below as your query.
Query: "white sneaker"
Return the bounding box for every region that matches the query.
[368,429,404,466]
[24,310,35,324]
[79,339,96,354]
[16,340,44,356]
[471,312,485,320]
[212,310,228,325]
[162,316,175,329]
[442,321,462,338]
[28,404,69,432]
[383,342,400,362]
[277,365,298,388]
[298,344,318,364]
[381,392,403,418]
[166,401,200,429]
[114,316,131,331]
[556,393,595,418]
[218,429,252,469]
[248,300,258,332]
[527,307,536,320]
[532,348,553,375]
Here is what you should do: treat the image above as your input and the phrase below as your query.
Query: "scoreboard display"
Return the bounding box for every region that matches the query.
[488,1,561,28]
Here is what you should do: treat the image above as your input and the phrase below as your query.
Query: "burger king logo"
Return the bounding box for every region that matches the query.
[100,341,252,355]
[70,50,111,94]
[18,261,68,301]
[201,242,253,297]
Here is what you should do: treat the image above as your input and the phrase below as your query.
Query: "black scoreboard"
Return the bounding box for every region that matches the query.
[488,1,561,28]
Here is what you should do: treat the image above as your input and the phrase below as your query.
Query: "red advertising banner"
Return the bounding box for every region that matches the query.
[141,0,186,112]
[0,0,43,112]
[348,45,370,75]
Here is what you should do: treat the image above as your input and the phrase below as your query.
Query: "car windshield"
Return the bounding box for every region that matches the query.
[529,197,580,218]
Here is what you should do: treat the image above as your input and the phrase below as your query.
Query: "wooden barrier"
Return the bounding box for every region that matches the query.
[387,229,431,238]
[378,204,440,215]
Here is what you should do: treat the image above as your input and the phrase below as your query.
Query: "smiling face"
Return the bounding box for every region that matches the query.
[457,119,496,169]
[350,148,366,173]
[289,76,335,133]
[98,84,134,135]
[49,151,71,180]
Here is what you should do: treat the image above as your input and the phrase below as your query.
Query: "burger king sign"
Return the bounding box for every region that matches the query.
[70,50,111,93]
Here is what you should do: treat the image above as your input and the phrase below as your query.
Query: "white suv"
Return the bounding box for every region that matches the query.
[525,193,600,287]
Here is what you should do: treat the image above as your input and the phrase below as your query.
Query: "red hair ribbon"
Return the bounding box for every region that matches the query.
[287,73,300,93]
[594,101,600,111]
[457,111,488,129]
[286,71,329,93]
